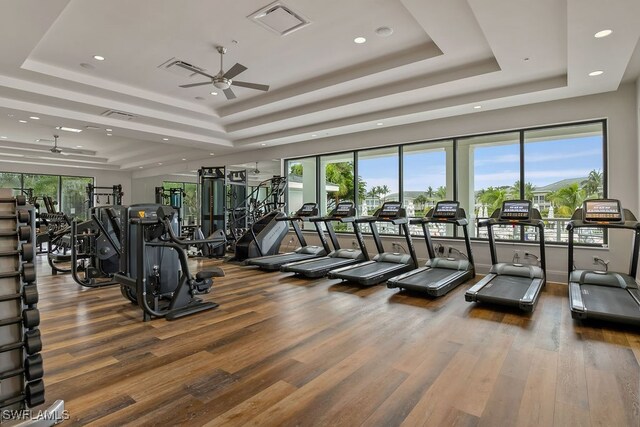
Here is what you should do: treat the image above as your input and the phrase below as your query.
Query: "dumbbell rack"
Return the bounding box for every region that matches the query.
[0,195,64,425]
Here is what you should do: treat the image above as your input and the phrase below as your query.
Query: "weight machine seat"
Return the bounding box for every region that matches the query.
[570,269,638,289]
[196,268,225,280]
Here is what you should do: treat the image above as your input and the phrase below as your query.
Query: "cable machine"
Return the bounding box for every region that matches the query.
[198,166,247,242]
[155,187,185,227]
[86,183,123,213]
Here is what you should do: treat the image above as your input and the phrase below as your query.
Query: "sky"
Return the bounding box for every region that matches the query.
[357,135,603,193]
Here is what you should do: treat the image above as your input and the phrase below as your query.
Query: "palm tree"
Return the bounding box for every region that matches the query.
[379,185,390,202]
[509,180,535,200]
[479,187,508,213]
[547,183,586,217]
[435,186,447,200]
[413,194,428,209]
[426,186,434,200]
[581,169,602,197]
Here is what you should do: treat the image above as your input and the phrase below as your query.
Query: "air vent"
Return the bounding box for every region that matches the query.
[157,57,207,78]
[101,110,137,121]
[249,1,311,36]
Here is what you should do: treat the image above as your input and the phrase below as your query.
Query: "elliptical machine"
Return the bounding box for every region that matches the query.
[114,204,224,321]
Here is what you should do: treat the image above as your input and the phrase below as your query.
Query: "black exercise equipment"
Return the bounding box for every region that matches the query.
[388,201,475,296]
[281,201,369,278]
[567,199,640,325]
[114,204,224,321]
[155,186,185,227]
[86,183,123,212]
[328,202,418,286]
[0,193,64,422]
[465,200,546,312]
[232,210,288,261]
[247,202,330,270]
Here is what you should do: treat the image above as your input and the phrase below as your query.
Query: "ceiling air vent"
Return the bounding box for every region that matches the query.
[157,58,207,78]
[101,110,137,121]
[249,1,311,36]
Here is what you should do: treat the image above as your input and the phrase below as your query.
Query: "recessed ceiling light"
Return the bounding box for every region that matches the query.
[354,37,366,44]
[209,152,215,156]
[589,70,604,76]
[473,105,482,109]
[105,128,112,132]
[311,134,317,137]
[29,116,40,120]
[139,166,143,169]
[93,55,105,61]
[375,26,393,37]
[594,29,612,38]
[76,145,83,148]
[0,136,7,139]
[261,143,266,146]
[181,158,187,161]
[18,120,27,123]
[7,114,14,117]
[162,138,169,141]
[376,122,383,126]
[158,162,163,165]
[107,133,112,136]
[55,126,82,133]
[210,91,218,96]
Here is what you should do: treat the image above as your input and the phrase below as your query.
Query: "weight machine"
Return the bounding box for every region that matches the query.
[155,186,185,227]
[86,183,123,212]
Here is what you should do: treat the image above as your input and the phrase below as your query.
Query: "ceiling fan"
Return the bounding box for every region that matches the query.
[252,162,260,175]
[36,135,94,155]
[178,46,269,100]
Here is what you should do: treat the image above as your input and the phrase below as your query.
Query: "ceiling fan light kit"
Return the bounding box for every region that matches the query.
[179,46,270,100]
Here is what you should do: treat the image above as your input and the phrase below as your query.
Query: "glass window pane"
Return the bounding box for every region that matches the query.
[0,173,22,197]
[23,174,60,213]
[458,132,521,240]
[61,176,93,220]
[402,141,454,237]
[319,152,357,232]
[184,183,198,225]
[524,123,604,244]
[286,157,317,214]
[358,147,399,234]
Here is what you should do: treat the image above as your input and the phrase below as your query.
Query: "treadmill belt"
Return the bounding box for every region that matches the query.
[479,275,532,301]
[581,285,640,320]
[399,268,454,287]
[287,257,355,271]
[250,253,317,268]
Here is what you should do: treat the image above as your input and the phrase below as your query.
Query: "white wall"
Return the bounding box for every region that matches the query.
[0,161,133,204]
[232,84,638,283]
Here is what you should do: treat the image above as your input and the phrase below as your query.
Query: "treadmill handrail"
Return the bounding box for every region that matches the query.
[355,216,408,225]
[480,217,545,227]
[566,219,640,231]
[411,217,469,226]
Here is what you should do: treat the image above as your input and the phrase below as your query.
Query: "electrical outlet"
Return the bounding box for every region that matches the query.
[352,240,358,248]
[592,256,599,265]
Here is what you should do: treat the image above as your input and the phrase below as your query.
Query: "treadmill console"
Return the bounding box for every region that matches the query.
[432,201,459,219]
[500,200,531,220]
[297,203,319,217]
[378,202,403,219]
[583,199,624,223]
[333,201,355,217]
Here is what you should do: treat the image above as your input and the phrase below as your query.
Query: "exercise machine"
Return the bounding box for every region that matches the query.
[247,202,329,270]
[281,201,369,278]
[0,193,65,424]
[86,183,123,213]
[232,210,288,261]
[114,204,224,321]
[465,200,546,312]
[328,202,418,286]
[155,186,185,227]
[387,201,475,296]
[567,199,640,325]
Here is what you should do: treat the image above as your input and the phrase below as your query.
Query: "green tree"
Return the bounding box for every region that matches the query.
[435,186,447,200]
[413,194,427,208]
[379,185,390,202]
[426,186,434,199]
[479,186,508,212]
[325,162,361,204]
[581,169,602,197]
[289,163,303,176]
[546,183,586,217]
[509,180,535,200]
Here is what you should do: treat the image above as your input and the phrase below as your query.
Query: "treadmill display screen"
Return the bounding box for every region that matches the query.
[335,202,354,217]
[379,202,402,218]
[433,201,459,218]
[583,199,623,222]
[298,203,318,216]
[500,201,531,220]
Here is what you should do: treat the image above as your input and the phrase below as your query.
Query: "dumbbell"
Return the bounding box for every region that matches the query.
[0,244,34,263]
[16,195,26,206]
[17,209,31,225]
[0,353,44,382]
[0,329,42,355]
[0,226,32,241]
[0,308,40,329]
[0,379,45,409]
[0,284,39,306]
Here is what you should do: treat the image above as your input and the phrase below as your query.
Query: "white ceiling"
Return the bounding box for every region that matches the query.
[0,0,638,174]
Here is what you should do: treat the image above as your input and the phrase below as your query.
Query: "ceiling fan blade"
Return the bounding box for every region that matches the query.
[179,81,212,88]
[223,87,237,100]
[223,63,247,80]
[174,62,217,80]
[232,81,269,91]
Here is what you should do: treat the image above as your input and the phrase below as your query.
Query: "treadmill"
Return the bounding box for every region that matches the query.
[567,199,640,325]
[327,201,418,286]
[465,200,546,312]
[281,201,369,278]
[387,201,475,296]
[247,202,329,271]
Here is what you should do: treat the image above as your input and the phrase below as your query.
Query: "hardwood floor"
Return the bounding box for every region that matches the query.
[33,257,640,426]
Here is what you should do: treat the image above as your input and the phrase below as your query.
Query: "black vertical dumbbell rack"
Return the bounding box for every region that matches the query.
[0,195,65,425]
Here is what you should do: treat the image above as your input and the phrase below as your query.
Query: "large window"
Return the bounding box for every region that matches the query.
[61,176,93,220]
[358,147,399,234]
[23,174,61,213]
[162,181,199,225]
[403,141,454,237]
[283,119,607,246]
[0,173,22,196]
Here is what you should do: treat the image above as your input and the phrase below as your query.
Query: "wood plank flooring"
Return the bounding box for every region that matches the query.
[32,257,640,426]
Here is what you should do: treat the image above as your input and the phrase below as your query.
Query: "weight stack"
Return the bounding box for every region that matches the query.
[0,194,45,411]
